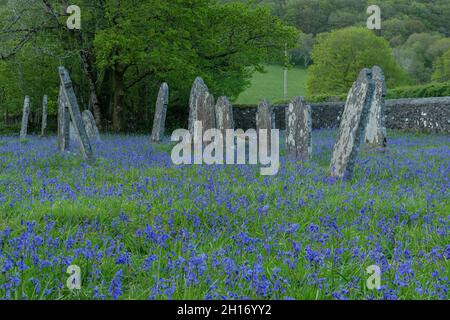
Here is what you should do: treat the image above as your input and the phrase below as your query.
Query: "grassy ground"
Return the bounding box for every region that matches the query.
[0,131,448,300]
[235,65,308,105]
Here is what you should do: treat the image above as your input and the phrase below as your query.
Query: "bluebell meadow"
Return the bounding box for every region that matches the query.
[0,130,448,300]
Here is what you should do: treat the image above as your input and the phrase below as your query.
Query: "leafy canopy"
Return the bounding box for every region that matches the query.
[307,27,407,96]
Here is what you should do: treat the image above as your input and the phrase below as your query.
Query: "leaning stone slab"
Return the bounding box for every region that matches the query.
[82,110,101,142]
[188,77,210,135]
[20,96,30,139]
[330,68,375,179]
[41,95,48,136]
[58,66,95,163]
[151,82,169,143]
[69,121,78,141]
[285,96,312,160]
[57,85,70,151]
[365,66,387,148]
[215,96,234,132]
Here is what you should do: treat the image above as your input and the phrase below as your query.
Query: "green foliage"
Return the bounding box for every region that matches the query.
[92,0,297,127]
[1,0,450,131]
[0,0,298,132]
[382,17,427,47]
[290,33,315,67]
[304,82,450,102]
[432,49,450,83]
[393,33,450,84]
[386,82,450,99]
[280,0,449,38]
[307,27,407,96]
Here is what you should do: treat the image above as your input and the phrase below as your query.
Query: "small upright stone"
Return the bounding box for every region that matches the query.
[330,68,375,179]
[256,99,275,149]
[215,96,234,132]
[58,66,95,163]
[151,82,169,143]
[188,77,210,135]
[20,96,30,139]
[58,85,70,151]
[256,99,274,131]
[82,110,101,142]
[41,95,48,137]
[285,96,312,160]
[365,66,387,148]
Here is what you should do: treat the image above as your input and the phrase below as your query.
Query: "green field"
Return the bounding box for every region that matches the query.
[235,65,308,105]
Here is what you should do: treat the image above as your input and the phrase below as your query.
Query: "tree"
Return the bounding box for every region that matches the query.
[1,0,297,132]
[393,33,447,83]
[290,33,314,67]
[284,0,333,35]
[307,27,407,96]
[432,49,450,82]
[93,0,298,131]
[382,17,427,47]
[0,0,107,127]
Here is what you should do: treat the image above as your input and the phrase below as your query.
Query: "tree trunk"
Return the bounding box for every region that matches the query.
[79,49,102,129]
[112,67,126,132]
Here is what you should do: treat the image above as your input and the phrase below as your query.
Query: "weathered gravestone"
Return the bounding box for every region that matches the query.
[256,99,275,149]
[82,110,101,142]
[58,66,95,163]
[41,95,48,136]
[330,68,375,179]
[215,96,234,132]
[20,96,30,139]
[151,82,169,143]
[57,85,70,151]
[188,77,215,136]
[365,66,387,148]
[285,96,312,160]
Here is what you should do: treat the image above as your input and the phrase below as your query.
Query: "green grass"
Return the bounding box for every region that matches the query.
[235,65,308,105]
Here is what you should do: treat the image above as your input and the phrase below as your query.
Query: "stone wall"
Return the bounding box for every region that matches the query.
[233,97,450,134]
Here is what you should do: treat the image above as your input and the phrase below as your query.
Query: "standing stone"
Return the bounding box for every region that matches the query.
[330,69,375,179]
[188,77,210,135]
[69,121,78,141]
[365,66,387,148]
[285,96,312,160]
[215,96,234,132]
[256,99,275,144]
[196,90,216,136]
[82,110,101,142]
[58,66,95,163]
[256,99,275,153]
[20,96,30,139]
[41,95,48,136]
[151,82,169,143]
[58,85,70,151]
[256,99,275,131]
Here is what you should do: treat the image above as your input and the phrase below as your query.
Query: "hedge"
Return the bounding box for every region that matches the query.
[250,82,450,106]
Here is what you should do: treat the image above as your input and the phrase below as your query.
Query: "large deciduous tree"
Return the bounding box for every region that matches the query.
[0,0,297,132]
[93,0,297,131]
[307,27,407,96]
[432,49,450,82]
